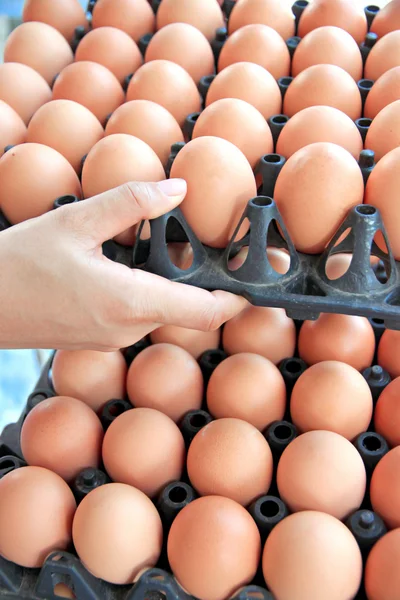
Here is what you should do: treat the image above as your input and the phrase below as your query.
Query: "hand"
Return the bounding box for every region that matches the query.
[0,180,247,351]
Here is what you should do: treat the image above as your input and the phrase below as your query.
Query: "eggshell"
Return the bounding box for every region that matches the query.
[145,23,214,84]
[75,27,143,84]
[371,0,400,39]
[370,446,400,529]
[0,466,76,568]
[207,353,286,430]
[0,100,26,157]
[378,329,400,378]
[298,314,375,371]
[206,62,282,120]
[364,67,400,119]
[168,496,261,600]
[0,143,82,224]
[53,584,75,599]
[0,62,51,124]
[365,529,400,600]
[223,305,296,364]
[374,377,400,447]
[228,0,295,39]
[263,511,363,600]
[276,105,363,160]
[72,483,163,584]
[126,60,202,127]
[277,430,366,519]
[283,64,362,120]
[298,0,367,44]
[325,253,353,279]
[27,99,104,173]
[365,31,400,81]
[51,349,127,412]
[92,0,155,42]
[218,24,290,79]
[156,0,224,42]
[52,61,124,125]
[22,0,88,43]
[274,142,364,254]
[365,100,400,162]
[102,407,186,497]
[187,417,273,506]
[150,326,220,359]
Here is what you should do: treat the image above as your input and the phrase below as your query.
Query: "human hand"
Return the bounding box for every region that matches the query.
[0,179,247,351]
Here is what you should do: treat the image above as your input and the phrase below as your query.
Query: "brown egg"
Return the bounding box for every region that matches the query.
[75,27,143,84]
[228,0,295,39]
[187,418,273,506]
[276,105,363,160]
[274,142,364,253]
[325,253,353,279]
[375,377,400,447]
[52,61,124,125]
[92,0,155,42]
[298,0,367,44]
[22,0,88,43]
[27,99,104,173]
[365,100,400,162]
[291,361,373,441]
[145,23,214,85]
[207,353,286,431]
[53,584,75,599]
[0,466,76,568]
[0,143,82,224]
[284,64,362,120]
[168,496,261,600]
[51,349,127,412]
[371,0,400,39]
[365,31,400,81]
[150,326,220,359]
[73,483,162,584]
[102,407,186,497]
[370,446,400,529]
[277,430,366,519]
[126,60,202,127]
[0,62,51,124]
[0,100,26,156]
[365,529,400,600]
[364,67,400,120]
[298,314,375,371]
[218,24,291,79]
[263,511,363,600]
[228,246,291,273]
[156,0,224,42]
[378,329,400,378]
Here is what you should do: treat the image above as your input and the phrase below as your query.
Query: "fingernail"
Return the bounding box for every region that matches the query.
[158,178,187,198]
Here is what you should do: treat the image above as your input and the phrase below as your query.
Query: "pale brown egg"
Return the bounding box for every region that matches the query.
[156,0,224,42]
[365,529,400,600]
[0,62,51,124]
[277,430,366,519]
[298,0,367,44]
[193,98,273,169]
[370,446,400,529]
[150,326,220,359]
[52,61,124,125]
[263,511,363,600]
[375,377,400,447]
[102,407,186,497]
[228,246,291,273]
[92,0,155,42]
[145,23,214,84]
[27,99,104,173]
[298,314,375,371]
[365,31,400,81]
[371,0,400,39]
[218,24,291,79]
[283,64,362,120]
[274,142,364,253]
[325,253,353,279]
[207,353,286,431]
[0,466,76,568]
[0,143,82,224]
[0,100,26,156]
[126,60,202,127]
[168,496,261,600]
[365,100,400,162]
[22,0,88,43]
[51,349,127,412]
[53,584,75,599]
[378,329,400,378]
[228,0,295,39]
[276,105,363,159]
[364,67,400,119]
[73,483,162,584]
[75,27,143,84]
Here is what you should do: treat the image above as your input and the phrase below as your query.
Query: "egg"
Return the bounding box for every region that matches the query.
[145,23,214,85]
[150,326,220,359]
[263,511,363,600]
[52,61,124,125]
[298,0,367,44]
[193,98,273,169]
[228,246,291,273]
[370,446,400,529]
[365,31,400,81]
[375,377,400,448]
[365,100,400,162]
[51,349,127,412]
[277,430,366,519]
[92,0,155,42]
[27,99,104,173]
[228,0,295,39]
[0,100,26,157]
[75,27,143,85]
[371,0,400,39]
[364,67,400,119]
[126,60,202,127]
[206,62,282,120]
[365,529,400,600]
[156,0,224,42]
[23,0,88,43]
[276,106,363,160]
[325,253,354,279]
[283,65,362,120]
[0,62,51,124]
[378,329,400,378]
[218,24,291,79]
[102,407,186,497]
[0,467,76,568]
[0,143,82,224]
[73,483,162,584]
[168,496,261,600]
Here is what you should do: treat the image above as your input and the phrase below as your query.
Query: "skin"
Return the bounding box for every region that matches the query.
[0,179,246,351]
